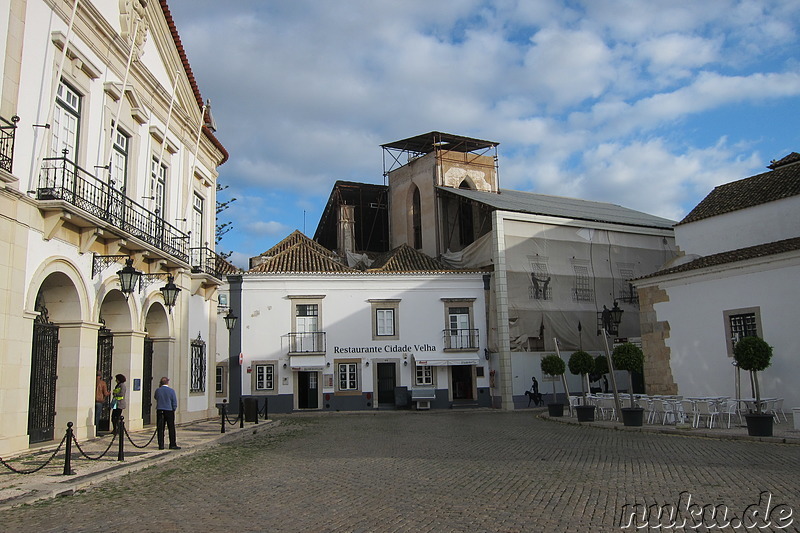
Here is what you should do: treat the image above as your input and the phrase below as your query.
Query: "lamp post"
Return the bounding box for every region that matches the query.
[601,302,624,416]
[116,258,142,298]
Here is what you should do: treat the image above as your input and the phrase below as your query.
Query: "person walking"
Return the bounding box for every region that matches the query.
[111,374,127,435]
[154,376,180,450]
[95,371,110,430]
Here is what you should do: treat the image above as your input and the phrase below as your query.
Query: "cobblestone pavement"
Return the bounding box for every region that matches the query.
[0,410,798,532]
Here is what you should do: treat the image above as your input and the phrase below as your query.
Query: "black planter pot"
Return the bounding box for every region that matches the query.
[575,404,596,422]
[621,407,645,427]
[547,403,564,417]
[744,413,773,437]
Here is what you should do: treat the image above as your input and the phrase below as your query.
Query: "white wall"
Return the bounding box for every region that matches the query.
[676,196,800,256]
[654,259,800,409]
[238,273,488,397]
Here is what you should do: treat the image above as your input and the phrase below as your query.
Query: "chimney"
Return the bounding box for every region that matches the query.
[337,204,355,256]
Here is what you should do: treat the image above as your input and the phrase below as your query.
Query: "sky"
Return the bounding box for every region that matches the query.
[166,1,800,269]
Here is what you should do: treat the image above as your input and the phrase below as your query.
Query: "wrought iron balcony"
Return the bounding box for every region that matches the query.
[0,115,19,173]
[284,332,327,354]
[190,246,238,279]
[442,328,480,351]
[37,155,189,264]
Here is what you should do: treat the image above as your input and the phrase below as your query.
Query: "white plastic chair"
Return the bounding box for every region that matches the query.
[773,398,788,423]
[721,399,741,429]
[679,400,696,425]
[596,398,617,421]
[694,400,718,428]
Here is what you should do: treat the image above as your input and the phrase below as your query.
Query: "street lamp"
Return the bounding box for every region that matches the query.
[609,301,623,334]
[599,301,624,335]
[159,275,181,310]
[116,258,142,298]
[223,308,238,331]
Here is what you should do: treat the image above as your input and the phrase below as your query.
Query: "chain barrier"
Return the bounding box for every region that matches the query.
[224,410,242,426]
[0,433,67,475]
[124,425,158,449]
[71,431,117,461]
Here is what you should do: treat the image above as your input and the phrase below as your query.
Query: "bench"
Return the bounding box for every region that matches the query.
[411,388,436,410]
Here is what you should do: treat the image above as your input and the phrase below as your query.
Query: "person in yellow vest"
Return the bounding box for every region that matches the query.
[111,374,127,435]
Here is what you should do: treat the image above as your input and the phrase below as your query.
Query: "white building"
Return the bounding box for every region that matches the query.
[226,231,489,412]
[0,0,229,456]
[633,153,800,409]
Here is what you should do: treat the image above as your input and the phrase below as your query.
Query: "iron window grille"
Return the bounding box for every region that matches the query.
[190,334,206,393]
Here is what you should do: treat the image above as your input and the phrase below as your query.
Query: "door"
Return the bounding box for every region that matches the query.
[377,363,396,405]
[96,325,113,431]
[28,311,59,444]
[295,304,319,352]
[297,371,319,409]
[451,365,474,401]
[448,307,470,349]
[142,338,154,425]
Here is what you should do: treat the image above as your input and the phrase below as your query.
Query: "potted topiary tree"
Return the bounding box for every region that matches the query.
[540,354,566,417]
[733,336,774,437]
[612,343,645,426]
[568,350,596,422]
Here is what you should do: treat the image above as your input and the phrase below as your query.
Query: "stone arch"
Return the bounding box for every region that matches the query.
[26,257,89,322]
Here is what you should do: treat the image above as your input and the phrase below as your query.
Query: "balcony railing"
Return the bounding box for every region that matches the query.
[190,246,237,279]
[442,328,480,351]
[37,155,189,264]
[284,332,326,354]
[0,115,19,173]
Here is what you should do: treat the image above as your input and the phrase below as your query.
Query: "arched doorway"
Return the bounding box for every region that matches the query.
[143,303,170,426]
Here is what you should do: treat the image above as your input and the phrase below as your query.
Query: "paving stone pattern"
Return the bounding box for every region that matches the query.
[0,411,797,532]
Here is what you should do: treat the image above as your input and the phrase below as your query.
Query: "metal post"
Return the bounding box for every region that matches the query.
[63,422,75,475]
[264,397,268,420]
[117,415,125,461]
[254,398,259,424]
[602,331,622,417]
[220,399,227,434]
[239,399,244,428]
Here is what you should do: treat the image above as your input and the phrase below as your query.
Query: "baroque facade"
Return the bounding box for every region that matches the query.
[0,0,229,456]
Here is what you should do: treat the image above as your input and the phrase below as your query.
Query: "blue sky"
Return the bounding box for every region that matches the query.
[167,0,800,268]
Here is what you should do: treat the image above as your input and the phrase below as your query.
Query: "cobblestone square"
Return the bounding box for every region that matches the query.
[0,411,797,532]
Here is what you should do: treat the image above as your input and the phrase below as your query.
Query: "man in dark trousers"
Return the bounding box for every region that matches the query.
[154,377,180,450]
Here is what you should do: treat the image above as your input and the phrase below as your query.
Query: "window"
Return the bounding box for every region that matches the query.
[110,129,129,190]
[191,193,204,249]
[150,158,167,216]
[52,80,80,159]
[416,365,433,386]
[529,261,552,300]
[338,363,358,391]
[370,299,400,340]
[572,264,594,302]
[616,263,638,305]
[190,335,206,393]
[215,365,225,395]
[442,299,477,351]
[255,364,275,391]
[724,308,762,357]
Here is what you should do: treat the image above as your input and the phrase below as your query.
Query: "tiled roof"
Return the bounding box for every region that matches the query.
[249,242,355,273]
[214,254,241,276]
[159,1,228,164]
[256,230,333,259]
[637,236,800,280]
[678,154,800,225]
[369,244,461,272]
[247,233,472,274]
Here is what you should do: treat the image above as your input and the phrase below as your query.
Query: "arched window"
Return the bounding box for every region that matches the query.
[411,186,422,249]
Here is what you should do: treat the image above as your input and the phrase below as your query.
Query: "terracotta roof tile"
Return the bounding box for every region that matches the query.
[248,242,356,273]
[678,154,800,225]
[368,244,463,272]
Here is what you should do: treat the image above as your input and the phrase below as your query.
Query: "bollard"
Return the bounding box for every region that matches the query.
[117,415,125,462]
[63,422,75,475]
[220,399,227,434]
[239,398,244,428]
[264,397,268,420]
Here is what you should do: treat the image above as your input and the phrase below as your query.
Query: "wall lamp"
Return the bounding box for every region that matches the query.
[223,308,238,331]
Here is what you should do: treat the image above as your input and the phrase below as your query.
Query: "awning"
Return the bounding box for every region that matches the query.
[289,355,327,371]
[413,354,481,366]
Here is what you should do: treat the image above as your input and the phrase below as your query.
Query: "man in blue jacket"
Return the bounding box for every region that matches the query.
[154,377,180,450]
